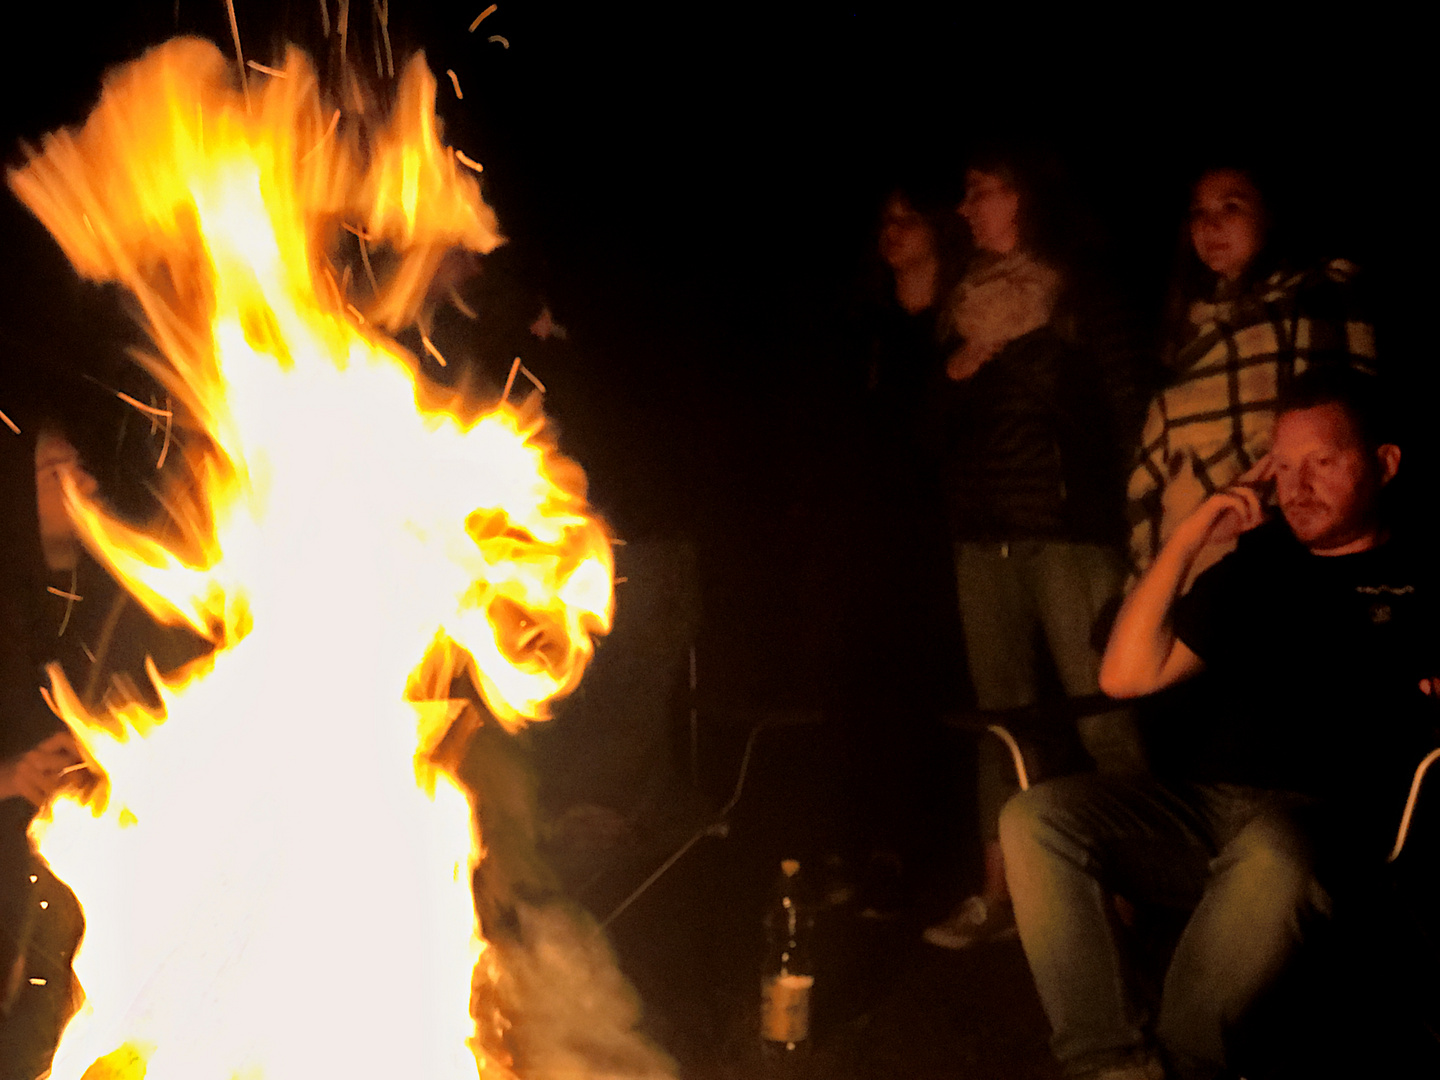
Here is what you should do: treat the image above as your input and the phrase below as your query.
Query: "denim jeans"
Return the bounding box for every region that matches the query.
[954,541,1148,839]
[999,775,1331,1079]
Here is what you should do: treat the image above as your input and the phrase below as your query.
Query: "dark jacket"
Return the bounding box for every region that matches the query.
[933,317,1137,545]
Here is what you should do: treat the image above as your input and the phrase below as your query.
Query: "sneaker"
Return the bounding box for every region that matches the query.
[921,895,1017,949]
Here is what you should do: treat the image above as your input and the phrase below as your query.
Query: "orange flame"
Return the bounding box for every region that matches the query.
[9,37,613,1079]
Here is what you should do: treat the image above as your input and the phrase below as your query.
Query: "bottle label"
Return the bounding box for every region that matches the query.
[761,972,814,1043]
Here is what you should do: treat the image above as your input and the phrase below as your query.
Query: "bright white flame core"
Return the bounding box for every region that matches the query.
[11,36,614,1080]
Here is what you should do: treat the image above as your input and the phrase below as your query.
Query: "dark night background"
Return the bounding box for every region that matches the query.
[0,2,1429,711]
[0,5,1435,1076]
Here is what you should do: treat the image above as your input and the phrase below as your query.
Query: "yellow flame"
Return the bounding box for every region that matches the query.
[10,36,612,1079]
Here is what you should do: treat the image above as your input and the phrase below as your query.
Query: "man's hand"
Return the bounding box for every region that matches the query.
[1172,456,1275,555]
[0,732,81,807]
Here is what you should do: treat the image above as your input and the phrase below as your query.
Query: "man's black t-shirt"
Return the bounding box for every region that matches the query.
[1171,519,1440,830]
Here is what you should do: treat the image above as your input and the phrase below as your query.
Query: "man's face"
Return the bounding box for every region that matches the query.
[1272,403,1390,553]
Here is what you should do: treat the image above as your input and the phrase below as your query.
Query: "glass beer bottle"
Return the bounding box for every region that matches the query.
[760,859,815,1067]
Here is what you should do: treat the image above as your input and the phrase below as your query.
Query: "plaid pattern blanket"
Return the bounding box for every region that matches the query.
[1127,259,1375,576]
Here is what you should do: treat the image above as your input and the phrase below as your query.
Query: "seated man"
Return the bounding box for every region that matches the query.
[999,370,1439,1080]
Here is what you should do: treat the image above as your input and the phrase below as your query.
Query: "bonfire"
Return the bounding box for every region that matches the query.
[8,32,672,1080]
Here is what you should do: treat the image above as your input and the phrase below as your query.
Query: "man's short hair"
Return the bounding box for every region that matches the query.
[1276,367,1395,452]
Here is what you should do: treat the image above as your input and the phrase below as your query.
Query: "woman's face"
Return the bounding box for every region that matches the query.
[958,169,1020,255]
[1189,169,1266,281]
[878,195,935,271]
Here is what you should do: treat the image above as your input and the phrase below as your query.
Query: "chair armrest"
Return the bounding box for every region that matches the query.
[1389,747,1440,862]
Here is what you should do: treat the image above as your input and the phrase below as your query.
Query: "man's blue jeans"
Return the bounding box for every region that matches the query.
[999,775,1331,1079]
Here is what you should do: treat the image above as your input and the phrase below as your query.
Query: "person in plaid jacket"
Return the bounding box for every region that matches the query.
[1126,167,1375,585]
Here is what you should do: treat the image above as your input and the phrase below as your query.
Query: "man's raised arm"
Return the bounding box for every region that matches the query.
[1100,459,1273,699]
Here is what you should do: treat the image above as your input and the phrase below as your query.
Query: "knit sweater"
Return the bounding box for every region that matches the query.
[947,250,1062,357]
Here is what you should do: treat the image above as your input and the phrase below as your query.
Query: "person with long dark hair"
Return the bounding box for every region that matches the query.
[1126,165,1376,583]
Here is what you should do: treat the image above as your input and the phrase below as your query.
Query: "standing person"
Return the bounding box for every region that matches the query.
[1127,165,1376,583]
[923,151,1149,949]
[834,183,965,913]
[867,185,959,411]
[1001,370,1439,1080]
